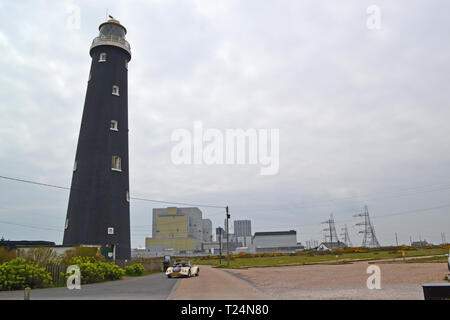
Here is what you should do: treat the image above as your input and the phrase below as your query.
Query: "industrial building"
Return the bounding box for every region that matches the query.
[234,220,252,237]
[216,227,226,242]
[234,220,252,246]
[202,219,213,242]
[251,230,302,253]
[145,207,212,253]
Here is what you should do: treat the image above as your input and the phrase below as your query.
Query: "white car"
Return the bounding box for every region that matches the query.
[165,261,200,278]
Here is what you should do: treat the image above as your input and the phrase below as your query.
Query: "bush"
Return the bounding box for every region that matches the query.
[0,247,16,264]
[125,263,145,276]
[61,246,104,265]
[0,258,52,291]
[64,256,125,284]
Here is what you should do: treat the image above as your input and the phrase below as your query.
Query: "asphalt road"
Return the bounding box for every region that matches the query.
[0,272,179,300]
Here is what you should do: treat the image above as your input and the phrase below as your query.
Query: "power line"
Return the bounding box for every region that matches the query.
[0,219,62,232]
[231,182,450,211]
[2,174,450,240]
[130,196,225,209]
[0,174,226,209]
[0,175,70,191]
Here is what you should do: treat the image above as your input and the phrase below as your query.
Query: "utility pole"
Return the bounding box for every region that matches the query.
[395,232,399,247]
[219,231,222,265]
[226,206,230,266]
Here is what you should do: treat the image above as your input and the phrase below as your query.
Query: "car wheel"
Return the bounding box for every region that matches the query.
[188,270,191,278]
[167,275,172,278]
[196,269,200,276]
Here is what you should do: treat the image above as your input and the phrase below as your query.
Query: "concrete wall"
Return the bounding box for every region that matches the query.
[124,257,164,273]
[145,237,196,251]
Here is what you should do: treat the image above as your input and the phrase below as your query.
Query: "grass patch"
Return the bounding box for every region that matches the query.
[405,256,448,263]
[190,248,448,269]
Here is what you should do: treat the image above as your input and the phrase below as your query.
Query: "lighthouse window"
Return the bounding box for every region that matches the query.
[112,156,122,171]
[126,191,130,202]
[110,120,118,131]
[125,60,128,70]
[112,85,120,96]
[99,52,107,62]
[73,160,77,172]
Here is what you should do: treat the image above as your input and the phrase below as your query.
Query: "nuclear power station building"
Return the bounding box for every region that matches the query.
[146,207,212,253]
[63,18,132,260]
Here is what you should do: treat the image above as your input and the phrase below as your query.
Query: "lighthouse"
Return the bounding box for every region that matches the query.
[63,17,131,260]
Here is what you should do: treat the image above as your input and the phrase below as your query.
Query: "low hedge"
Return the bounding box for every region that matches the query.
[0,258,52,291]
[62,257,125,284]
[125,263,145,276]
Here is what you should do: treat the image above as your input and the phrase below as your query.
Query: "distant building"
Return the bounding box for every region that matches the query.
[411,240,430,248]
[317,241,347,251]
[234,220,252,237]
[0,240,101,257]
[234,220,252,246]
[251,230,301,253]
[202,219,213,243]
[0,240,56,251]
[145,207,212,253]
[216,227,226,243]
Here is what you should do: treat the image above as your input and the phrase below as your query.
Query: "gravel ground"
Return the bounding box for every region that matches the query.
[174,265,271,300]
[227,261,449,300]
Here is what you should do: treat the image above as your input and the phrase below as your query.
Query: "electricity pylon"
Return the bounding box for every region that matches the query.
[322,214,339,243]
[353,205,380,248]
[340,224,352,247]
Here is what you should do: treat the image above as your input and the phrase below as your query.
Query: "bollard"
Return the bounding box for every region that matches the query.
[24,287,31,300]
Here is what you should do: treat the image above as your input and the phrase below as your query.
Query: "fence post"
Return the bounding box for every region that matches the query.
[24,287,31,300]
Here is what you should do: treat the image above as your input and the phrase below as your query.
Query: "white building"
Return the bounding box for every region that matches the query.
[317,241,347,251]
[251,230,301,253]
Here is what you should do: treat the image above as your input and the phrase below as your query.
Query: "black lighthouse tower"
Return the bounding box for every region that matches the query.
[63,18,131,260]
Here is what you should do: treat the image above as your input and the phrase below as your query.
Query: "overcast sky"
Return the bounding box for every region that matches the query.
[0,0,449,248]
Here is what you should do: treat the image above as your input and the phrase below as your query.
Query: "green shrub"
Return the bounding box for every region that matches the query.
[61,247,104,265]
[125,263,145,276]
[0,258,52,291]
[65,256,125,284]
